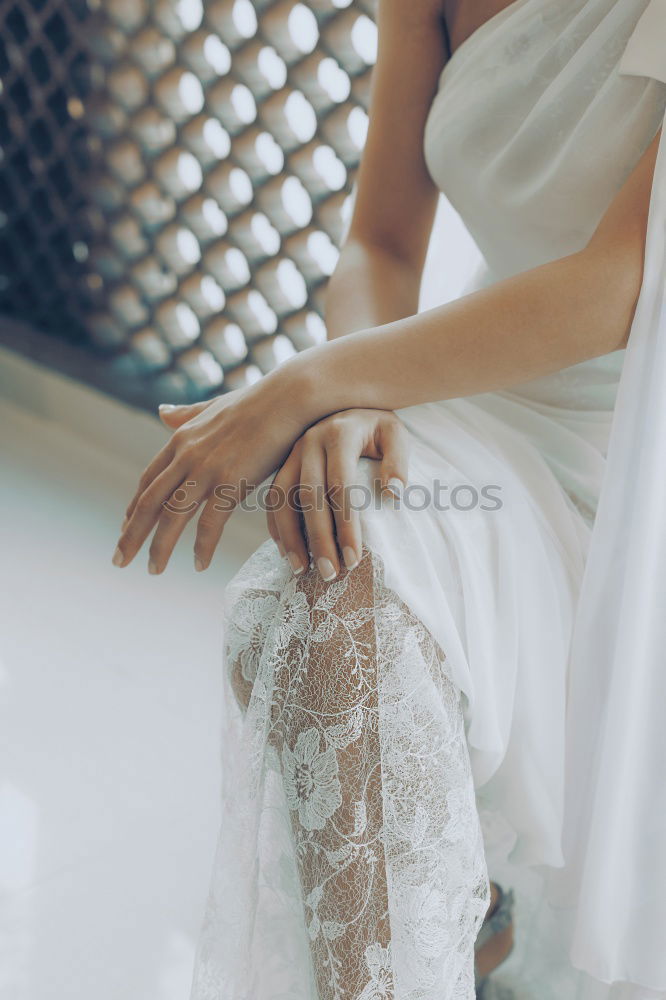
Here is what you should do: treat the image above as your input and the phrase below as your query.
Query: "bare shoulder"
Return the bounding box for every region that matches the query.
[345,0,449,272]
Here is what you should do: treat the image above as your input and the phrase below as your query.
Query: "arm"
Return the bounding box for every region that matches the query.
[287,127,661,422]
[323,242,425,339]
[136,114,660,579]
[322,0,447,338]
[116,47,660,579]
[264,128,659,578]
[259,122,660,577]
[118,127,658,578]
[115,0,449,578]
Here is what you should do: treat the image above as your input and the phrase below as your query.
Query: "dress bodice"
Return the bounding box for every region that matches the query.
[423,0,666,283]
[420,0,666,420]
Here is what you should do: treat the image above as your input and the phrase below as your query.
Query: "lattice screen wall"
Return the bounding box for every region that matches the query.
[0,0,376,409]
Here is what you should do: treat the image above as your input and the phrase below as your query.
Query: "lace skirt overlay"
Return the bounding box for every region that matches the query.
[189,539,491,1000]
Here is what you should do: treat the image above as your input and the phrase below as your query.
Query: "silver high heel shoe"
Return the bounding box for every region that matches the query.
[474,883,516,997]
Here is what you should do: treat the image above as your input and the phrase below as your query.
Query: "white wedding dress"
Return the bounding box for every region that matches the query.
[188,1,666,998]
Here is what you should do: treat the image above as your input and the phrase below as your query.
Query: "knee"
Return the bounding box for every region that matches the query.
[225,544,377,718]
[279,551,377,709]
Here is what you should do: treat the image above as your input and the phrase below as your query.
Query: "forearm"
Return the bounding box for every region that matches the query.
[323,238,423,340]
[287,242,642,423]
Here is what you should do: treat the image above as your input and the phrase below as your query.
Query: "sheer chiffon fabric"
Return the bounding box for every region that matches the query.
[189,0,666,997]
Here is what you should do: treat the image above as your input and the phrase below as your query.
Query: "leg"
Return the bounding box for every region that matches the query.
[268,546,391,999]
[229,542,490,999]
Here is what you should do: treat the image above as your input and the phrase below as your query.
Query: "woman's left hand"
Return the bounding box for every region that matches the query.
[266,407,409,581]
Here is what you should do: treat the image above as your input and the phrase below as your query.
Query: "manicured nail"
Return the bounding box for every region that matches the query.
[148,559,158,574]
[384,476,403,500]
[275,538,286,558]
[287,551,304,575]
[120,515,129,532]
[342,546,359,570]
[194,556,204,572]
[317,557,336,581]
[112,546,124,567]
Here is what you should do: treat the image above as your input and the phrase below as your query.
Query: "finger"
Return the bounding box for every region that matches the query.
[376,415,410,500]
[122,440,175,527]
[148,475,210,574]
[300,438,340,582]
[157,399,212,429]
[265,500,283,557]
[272,452,310,576]
[112,455,190,567]
[324,443,364,572]
[266,470,287,558]
[193,489,239,571]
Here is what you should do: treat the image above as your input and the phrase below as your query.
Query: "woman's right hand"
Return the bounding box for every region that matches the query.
[266,408,409,581]
[115,363,311,575]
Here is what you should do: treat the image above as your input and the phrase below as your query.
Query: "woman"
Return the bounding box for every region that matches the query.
[112,0,666,996]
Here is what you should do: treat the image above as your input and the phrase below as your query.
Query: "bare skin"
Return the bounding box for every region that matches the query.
[443,0,525,58]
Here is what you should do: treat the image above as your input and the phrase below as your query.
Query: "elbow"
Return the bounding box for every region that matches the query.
[583,235,645,352]
[611,240,644,351]
[580,126,660,351]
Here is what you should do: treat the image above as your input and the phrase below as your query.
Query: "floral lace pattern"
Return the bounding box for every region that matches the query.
[189,538,490,1000]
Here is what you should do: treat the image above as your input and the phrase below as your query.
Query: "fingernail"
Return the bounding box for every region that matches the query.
[158,403,177,413]
[112,546,124,567]
[121,515,129,532]
[342,546,359,570]
[385,476,403,500]
[148,559,159,574]
[287,551,304,575]
[194,556,204,572]
[275,538,286,558]
[317,557,336,581]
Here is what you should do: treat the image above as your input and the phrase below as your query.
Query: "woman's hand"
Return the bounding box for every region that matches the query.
[266,408,409,581]
[112,369,311,574]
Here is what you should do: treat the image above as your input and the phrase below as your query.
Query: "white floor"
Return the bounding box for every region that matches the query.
[0,349,267,1000]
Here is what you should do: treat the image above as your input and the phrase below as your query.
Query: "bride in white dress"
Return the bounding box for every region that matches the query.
[112,0,666,997]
